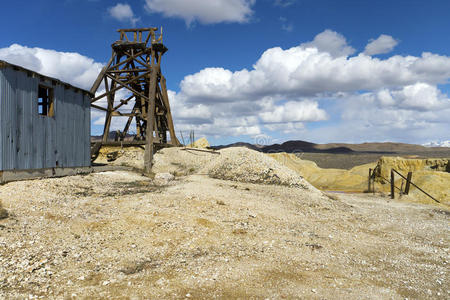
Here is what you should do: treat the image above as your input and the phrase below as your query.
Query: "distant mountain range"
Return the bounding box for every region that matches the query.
[91,132,135,142]
[92,132,450,154]
[422,141,450,148]
[212,140,450,154]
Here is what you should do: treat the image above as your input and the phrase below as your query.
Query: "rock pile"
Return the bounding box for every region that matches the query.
[269,153,374,191]
[188,137,210,148]
[152,147,319,191]
[202,147,318,191]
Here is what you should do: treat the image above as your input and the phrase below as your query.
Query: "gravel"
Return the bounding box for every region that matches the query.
[0,168,448,298]
[203,147,318,191]
[99,146,320,193]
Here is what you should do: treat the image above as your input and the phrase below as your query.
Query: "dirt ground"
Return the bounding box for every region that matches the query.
[0,170,448,299]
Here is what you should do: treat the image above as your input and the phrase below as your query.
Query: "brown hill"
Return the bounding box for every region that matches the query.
[214,140,450,155]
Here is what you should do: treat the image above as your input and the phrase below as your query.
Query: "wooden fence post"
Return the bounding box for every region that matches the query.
[390,169,395,199]
[368,168,372,193]
[404,172,412,195]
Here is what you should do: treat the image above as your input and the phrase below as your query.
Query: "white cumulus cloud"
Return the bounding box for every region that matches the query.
[301,29,355,57]
[259,101,327,123]
[107,3,140,26]
[0,44,103,90]
[170,30,450,140]
[378,83,448,110]
[144,0,255,25]
[179,31,450,101]
[364,34,399,55]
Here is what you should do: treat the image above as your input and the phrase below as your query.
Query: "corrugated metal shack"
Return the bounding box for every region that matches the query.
[0,60,91,181]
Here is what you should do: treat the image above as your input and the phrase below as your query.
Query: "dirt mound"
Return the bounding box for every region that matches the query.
[269,153,375,191]
[203,148,318,191]
[152,147,212,175]
[270,153,449,205]
[188,137,210,148]
[400,171,450,205]
[95,146,144,169]
[152,147,319,191]
[374,156,450,205]
[95,145,213,173]
[374,156,449,180]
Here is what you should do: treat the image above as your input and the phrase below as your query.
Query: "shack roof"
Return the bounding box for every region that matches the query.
[0,60,93,97]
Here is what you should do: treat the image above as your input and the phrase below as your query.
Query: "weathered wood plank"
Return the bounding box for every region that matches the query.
[90,54,116,94]
[160,76,181,146]
[144,50,159,173]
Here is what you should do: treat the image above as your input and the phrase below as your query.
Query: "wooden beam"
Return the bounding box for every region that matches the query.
[111,111,141,117]
[134,57,152,69]
[90,53,116,94]
[144,50,159,173]
[112,94,135,112]
[105,73,149,103]
[109,50,146,71]
[91,71,149,103]
[91,104,108,112]
[118,27,158,33]
[107,68,148,73]
[122,104,139,139]
[160,75,181,146]
[102,78,114,143]
[145,30,154,45]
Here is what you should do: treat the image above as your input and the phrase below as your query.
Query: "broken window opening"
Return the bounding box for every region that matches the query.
[38,85,54,117]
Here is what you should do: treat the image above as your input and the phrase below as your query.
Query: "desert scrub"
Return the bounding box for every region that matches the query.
[0,200,8,219]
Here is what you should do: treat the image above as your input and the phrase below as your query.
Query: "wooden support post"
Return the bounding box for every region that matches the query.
[390,169,395,199]
[102,78,113,142]
[144,51,158,173]
[122,105,138,139]
[160,76,180,146]
[404,172,412,195]
[368,168,372,193]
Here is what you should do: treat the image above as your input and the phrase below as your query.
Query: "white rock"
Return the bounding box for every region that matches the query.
[154,173,175,185]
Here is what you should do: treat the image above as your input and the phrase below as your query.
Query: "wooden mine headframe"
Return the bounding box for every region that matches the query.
[90,27,180,171]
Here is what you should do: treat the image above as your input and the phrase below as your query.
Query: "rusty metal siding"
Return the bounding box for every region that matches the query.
[0,66,90,171]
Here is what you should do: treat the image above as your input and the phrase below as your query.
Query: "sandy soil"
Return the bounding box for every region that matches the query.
[0,170,448,299]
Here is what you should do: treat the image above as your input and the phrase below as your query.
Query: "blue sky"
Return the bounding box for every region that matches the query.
[1,0,449,146]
